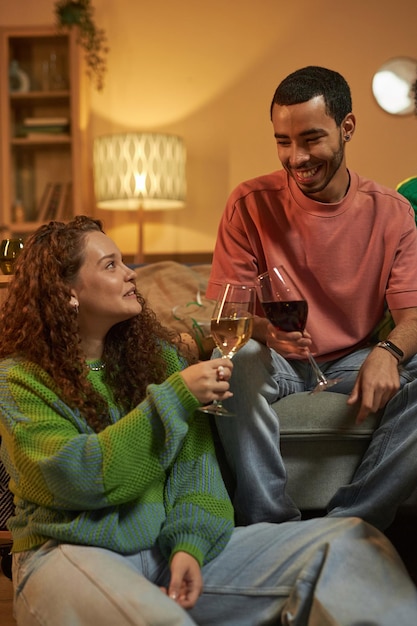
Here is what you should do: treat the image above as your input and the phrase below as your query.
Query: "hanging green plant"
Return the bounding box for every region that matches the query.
[54,0,109,91]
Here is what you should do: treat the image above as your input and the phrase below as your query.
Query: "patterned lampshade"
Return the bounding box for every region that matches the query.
[93,133,186,210]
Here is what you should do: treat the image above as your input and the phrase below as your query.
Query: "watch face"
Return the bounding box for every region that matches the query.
[386,341,404,357]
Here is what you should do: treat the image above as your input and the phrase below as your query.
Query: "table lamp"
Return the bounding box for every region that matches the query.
[93,132,186,263]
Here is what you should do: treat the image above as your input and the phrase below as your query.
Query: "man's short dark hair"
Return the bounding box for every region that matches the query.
[270,66,352,126]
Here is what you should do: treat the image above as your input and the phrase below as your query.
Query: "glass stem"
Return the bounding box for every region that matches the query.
[214,355,229,411]
[306,350,328,385]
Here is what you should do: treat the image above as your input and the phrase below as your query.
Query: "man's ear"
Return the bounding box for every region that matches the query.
[342,113,356,141]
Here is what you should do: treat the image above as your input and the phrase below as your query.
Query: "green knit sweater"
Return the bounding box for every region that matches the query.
[0,344,234,567]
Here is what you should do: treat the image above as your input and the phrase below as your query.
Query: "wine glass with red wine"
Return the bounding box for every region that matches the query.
[199,282,256,416]
[257,266,341,393]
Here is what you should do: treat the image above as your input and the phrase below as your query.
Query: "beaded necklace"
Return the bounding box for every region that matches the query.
[88,362,105,372]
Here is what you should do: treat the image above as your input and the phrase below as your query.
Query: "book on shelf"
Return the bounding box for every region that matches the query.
[36,183,55,221]
[23,117,70,127]
[25,132,70,141]
[19,117,70,139]
[55,182,72,220]
[45,184,63,220]
[36,182,72,222]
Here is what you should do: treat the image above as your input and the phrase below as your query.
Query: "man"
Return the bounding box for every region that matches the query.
[206,66,417,530]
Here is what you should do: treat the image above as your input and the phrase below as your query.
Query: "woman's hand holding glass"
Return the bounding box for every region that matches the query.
[180,357,233,406]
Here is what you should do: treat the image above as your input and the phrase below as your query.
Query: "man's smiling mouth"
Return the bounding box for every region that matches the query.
[294,165,320,180]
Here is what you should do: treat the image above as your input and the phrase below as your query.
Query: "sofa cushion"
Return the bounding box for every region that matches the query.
[275,392,380,439]
[274,392,380,510]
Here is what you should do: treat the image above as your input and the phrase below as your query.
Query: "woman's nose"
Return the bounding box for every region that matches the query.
[124,265,136,281]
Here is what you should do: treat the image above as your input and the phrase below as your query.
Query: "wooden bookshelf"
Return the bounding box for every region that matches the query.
[0,25,88,238]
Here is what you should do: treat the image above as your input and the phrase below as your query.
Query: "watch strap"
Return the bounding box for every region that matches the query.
[376,340,404,363]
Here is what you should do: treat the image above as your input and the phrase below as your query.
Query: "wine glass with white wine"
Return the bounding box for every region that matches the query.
[257,265,342,394]
[199,282,256,416]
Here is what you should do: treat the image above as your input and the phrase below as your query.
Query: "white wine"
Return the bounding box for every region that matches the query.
[199,283,255,416]
[211,316,253,358]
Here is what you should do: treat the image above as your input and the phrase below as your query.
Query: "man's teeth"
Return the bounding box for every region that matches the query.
[298,167,319,179]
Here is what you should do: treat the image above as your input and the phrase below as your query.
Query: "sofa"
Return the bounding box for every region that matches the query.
[134,260,417,514]
[0,261,413,520]
[0,260,415,578]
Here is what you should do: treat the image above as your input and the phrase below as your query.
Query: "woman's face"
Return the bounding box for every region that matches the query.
[71,231,142,338]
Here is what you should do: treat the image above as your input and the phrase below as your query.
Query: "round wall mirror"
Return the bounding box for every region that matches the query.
[372,57,417,115]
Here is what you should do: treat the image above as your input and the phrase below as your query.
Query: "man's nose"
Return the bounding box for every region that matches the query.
[289,145,310,167]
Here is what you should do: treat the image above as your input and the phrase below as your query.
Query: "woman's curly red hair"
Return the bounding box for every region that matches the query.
[0,216,186,432]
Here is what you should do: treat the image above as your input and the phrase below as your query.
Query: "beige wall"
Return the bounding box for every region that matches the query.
[1,0,417,256]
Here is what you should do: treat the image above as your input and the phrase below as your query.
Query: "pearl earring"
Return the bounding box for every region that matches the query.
[70,295,79,313]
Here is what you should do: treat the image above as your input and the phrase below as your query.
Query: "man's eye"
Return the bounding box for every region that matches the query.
[106,261,115,269]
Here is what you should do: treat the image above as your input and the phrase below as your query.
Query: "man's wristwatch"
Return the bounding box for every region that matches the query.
[376,340,404,363]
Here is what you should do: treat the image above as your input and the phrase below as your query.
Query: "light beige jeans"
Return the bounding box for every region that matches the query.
[12,517,417,625]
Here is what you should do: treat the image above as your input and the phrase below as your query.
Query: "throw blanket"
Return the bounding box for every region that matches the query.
[134,261,213,341]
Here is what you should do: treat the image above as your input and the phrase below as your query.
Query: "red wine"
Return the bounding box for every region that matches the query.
[262,300,308,332]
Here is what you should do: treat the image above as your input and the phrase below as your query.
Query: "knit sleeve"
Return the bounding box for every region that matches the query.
[0,356,201,511]
[158,415,234,566]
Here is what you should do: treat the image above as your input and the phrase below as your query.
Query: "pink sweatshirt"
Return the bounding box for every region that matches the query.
[207,169,417,360]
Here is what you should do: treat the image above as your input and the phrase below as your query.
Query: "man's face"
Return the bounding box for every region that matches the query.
[271,95,354,203]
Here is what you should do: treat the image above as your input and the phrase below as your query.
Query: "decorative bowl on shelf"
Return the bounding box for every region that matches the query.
[0,238,24,275]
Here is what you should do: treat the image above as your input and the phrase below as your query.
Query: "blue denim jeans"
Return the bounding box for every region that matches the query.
[215,339,417,529]
[12,518,417,625]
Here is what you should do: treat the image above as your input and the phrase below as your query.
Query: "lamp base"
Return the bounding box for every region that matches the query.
[133,204,144,265]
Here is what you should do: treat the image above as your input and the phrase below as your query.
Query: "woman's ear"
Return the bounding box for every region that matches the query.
[70,292,79,308]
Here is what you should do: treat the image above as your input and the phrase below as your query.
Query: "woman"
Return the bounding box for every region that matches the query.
[0,216,416,626]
